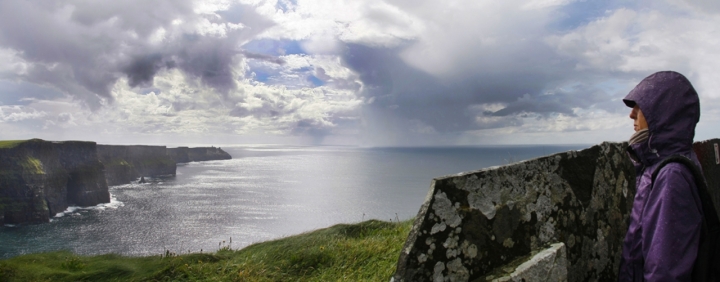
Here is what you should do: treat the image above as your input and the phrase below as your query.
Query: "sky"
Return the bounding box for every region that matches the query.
[0,0,719,146]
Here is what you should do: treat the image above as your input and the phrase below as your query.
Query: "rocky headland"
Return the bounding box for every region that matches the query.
[167,146,232,163]
[0,139,232,225]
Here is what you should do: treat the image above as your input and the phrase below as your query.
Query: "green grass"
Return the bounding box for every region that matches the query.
[0,140,28,149]
[0,219,413,282]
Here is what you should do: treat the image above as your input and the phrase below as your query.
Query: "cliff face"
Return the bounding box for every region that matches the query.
[0,139,109,225]
[99,145,231,186]
[167,147,190,163]
[393,138,720,282]
[97,145,176,186]
[56,141,110,207]
[1,140,232,225]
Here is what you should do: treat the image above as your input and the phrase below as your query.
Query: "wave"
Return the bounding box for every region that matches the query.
[53,193,125,218]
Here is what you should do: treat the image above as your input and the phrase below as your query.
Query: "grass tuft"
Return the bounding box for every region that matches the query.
[19,156,45,174]
[0,219,413,281]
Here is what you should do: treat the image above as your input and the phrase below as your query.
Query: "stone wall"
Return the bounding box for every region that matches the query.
[393,139,720,282]
[694,139,720,216]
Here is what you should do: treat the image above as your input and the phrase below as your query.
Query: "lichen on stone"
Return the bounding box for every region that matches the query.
[393,141,656,282]
[433,191,462,228]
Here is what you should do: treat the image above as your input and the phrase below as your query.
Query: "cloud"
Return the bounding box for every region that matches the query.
[322,1,617,143]
[0,105,47,122]
[0,0,274,109]
[1,0,719,145]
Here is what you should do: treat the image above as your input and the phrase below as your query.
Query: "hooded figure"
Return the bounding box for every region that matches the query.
[619,71,703,281]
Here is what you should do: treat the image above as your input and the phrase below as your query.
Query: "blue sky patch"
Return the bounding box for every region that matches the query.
[276,0,297,12]
[308,75,325,87]
[252,69,272,82]
[0,81,64,105]
[242,39,306,56]
[549,0,638,32]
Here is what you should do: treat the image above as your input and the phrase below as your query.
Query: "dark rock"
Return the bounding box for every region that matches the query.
[394,139,720,281]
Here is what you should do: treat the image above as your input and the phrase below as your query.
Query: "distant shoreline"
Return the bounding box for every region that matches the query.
[0,139,232,225]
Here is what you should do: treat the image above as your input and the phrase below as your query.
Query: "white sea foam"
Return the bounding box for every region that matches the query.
[54,193,124,218]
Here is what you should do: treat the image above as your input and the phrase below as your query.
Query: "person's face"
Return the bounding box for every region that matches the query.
[629,105,648,132]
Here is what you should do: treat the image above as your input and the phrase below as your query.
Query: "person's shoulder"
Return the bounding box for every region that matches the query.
[655,162,696,189]
[658,162,692,174]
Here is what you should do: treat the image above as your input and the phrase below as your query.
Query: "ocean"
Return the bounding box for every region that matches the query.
[0,144,587,259]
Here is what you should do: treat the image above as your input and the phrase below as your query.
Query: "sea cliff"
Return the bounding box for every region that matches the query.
[97,145,177,186]
[1,139,232,225]
[0,139,109,224]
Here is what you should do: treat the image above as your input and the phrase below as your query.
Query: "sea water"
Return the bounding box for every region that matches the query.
[0,144,586,259]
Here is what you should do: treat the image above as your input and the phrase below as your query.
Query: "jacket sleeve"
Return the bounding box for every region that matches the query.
[641,163,703,281]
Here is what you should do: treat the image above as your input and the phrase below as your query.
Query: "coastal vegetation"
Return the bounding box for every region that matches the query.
[19,156,44,174]
[0,140,28,149]
[0,219,413,281]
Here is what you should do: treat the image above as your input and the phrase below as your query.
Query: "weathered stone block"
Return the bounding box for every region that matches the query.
[394,139,720,282]
[693,139,720,218]
[394,142,633,282]
[484,243,567,282]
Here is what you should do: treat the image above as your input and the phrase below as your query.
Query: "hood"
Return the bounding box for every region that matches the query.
[623,71,700,163]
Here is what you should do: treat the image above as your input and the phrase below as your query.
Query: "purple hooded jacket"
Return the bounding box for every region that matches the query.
[618,71,704,281]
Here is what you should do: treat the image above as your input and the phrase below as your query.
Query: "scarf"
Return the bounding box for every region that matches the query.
[629,128,649,145]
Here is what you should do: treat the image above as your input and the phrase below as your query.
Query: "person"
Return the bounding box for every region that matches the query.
[618,71,704,281]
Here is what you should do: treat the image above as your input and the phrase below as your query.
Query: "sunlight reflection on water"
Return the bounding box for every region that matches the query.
[0,144,585,258]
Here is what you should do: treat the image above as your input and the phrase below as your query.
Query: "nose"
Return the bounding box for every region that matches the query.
[629,106,638,119]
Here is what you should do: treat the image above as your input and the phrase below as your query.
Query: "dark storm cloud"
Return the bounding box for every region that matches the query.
[340,43,493,132]
[340,43,611,133]
[123,54,167,88]
[488,84,610,117]
[0,1,274,108]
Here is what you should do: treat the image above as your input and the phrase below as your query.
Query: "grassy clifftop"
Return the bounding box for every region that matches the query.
[0,140,29,149]
[0,219,412,281]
